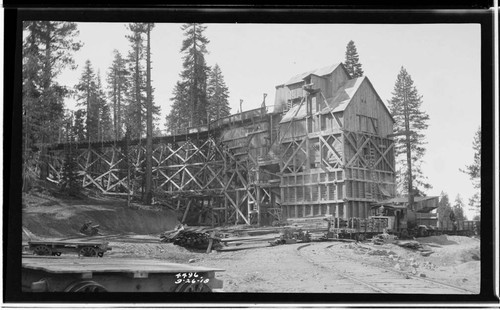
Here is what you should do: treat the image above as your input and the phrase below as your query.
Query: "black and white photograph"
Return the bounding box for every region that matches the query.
[3,5,497,306]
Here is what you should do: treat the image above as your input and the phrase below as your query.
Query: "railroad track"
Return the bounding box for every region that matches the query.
[296,243,475,294]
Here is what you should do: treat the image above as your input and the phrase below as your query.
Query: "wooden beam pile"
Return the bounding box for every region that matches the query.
[330,217,389,233]
[217,233,280,251]
[160,226,222,250]
[284,215,332,240]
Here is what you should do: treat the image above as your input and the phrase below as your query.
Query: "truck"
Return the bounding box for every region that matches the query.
[329,196,479,239]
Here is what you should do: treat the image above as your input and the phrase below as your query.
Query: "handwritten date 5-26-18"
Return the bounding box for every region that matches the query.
[174,272,210,284]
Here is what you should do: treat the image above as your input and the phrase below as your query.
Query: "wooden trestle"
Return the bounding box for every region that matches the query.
[43,108,281,226]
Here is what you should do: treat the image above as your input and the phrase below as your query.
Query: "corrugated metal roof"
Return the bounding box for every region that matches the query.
[318,76,395,123]
[279,103,308,123]
[284,63,341,86]
[280,76,364,124]
[320,76,365,114]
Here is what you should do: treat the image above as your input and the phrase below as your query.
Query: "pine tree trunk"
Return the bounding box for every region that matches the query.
[113,75,118,140]
[403,83,414,210]
[40,23,52,180]
[135,36,141,139]
[117,74,122,140]
[145,24,153,205]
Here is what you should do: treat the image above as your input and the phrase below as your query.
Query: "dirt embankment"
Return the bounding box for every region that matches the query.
[22,191,179,239]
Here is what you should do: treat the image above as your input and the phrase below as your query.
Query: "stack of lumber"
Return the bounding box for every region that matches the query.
[217,233,280,252]
[216,226,281,237]
[160,226,222,250]
[286,216,332,231]
[329,217,389,232]
[285,216,331,240]
[160,225,282,252]
[366,218,388,232]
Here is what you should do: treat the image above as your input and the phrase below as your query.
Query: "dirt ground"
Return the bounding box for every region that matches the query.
[22,191,481,293]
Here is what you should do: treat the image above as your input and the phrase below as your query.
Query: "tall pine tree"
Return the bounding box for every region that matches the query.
[60,146,82,197]
[125,23,147,139]
[437,191,453,226]
[167,23,210,132]
[72,109,87,142]
[387,66,430,202]
[207,64,231,122]
[144,23,155,204]
[344,40,364,78]
[453,194,466,221]
[107,50,129,140]
[74,60,100,141]
[96,72,114,141]
[461,127,481,211]
[22,21,82,184]
[166,81,191,133]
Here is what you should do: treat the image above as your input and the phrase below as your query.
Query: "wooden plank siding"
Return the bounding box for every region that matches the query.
[343,78,394,138]
[325,65,350,96]
[275,65,395,220]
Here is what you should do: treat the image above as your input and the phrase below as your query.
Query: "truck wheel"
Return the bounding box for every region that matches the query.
[64,280,107,292]
[34,245,51,256]
[174,282,212,292]
[80,247,98,257]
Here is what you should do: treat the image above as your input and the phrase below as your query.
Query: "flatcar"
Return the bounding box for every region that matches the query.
[22,256,224,292]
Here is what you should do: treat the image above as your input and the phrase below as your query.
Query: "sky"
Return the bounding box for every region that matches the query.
[54,22,481,219]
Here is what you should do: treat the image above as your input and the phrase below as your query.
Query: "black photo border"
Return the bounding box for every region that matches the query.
[3,3,497,306]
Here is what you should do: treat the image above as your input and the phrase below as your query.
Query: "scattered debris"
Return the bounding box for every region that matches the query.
[368,249,390,256]
[395,240,422,250]
[420,250,434,257]
[160,225,222,250]
[79,221,100,236]
[372,233,398,245]
[422,261,436,270]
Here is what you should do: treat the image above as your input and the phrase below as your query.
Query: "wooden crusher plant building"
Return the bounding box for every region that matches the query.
[271,63,396,220]
[42,63,397,226]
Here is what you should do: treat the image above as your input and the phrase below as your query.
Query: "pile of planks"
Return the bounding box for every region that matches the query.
[217,233,280,251]
[160,226,222,250]
[285,216,332,240]
[330,217,389,232]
